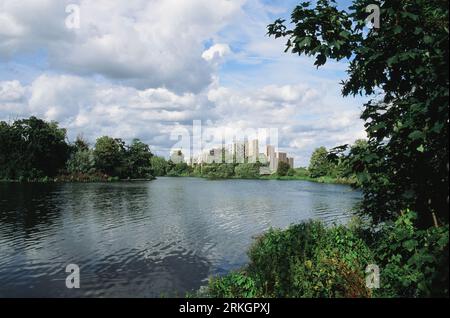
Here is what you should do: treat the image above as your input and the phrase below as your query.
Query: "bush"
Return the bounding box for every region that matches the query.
[206,272,258,298]
[234,163,260,179]
[371,211,449,297]
[167,162,191,177]
[205,221,374,298]
[201,164,235,179]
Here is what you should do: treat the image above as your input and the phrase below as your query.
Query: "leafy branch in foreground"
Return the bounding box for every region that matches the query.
[268,0,449,228]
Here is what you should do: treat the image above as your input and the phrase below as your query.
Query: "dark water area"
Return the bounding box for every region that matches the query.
[0,177,361,297]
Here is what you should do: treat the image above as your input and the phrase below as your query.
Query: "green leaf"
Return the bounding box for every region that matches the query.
[393,25,403,34]
[403,239,418,252]
[408,130,424,140]
[423,35,433,44]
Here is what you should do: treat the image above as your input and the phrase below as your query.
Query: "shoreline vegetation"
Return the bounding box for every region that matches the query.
[163,169,356,186]
[194,211,449,298]
[1,117,155,184]
[1,116,359,186]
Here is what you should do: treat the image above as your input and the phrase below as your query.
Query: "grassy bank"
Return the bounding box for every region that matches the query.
[164,173,354,185]
[162,164,357,186]
[259,173,356,185]
[1,172,155,183]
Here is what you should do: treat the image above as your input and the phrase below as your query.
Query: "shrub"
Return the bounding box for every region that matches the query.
[201,164,235,179]
[234,163,260,179]
[206,272,258,298]
[372,211,449,297]
[205,221,373,298]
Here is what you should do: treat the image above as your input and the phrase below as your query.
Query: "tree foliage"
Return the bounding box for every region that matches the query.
[0,117,70,179]
[204,221,374,298]
[372,211,449,297]
[277,161,291,177]
[234,163,260,179]
[124,139,154,179]
[67,149,95,174]
[93,136,126,177]
[150,156,169,177]
[268,0,449,227]
[309,147,333,178]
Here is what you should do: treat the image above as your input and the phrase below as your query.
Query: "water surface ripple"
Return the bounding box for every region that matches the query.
[0,177,361,297]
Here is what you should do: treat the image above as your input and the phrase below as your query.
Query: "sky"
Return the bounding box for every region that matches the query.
[0,0,367,166]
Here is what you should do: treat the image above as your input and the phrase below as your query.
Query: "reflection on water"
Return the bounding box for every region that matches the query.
[0,178,361,297]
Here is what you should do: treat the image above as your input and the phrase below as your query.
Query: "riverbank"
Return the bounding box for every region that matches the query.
[195,211,449,298]
[259,174,356,185]
[164,173,356,186]
[162,164,358,186]
[0,174,155,183]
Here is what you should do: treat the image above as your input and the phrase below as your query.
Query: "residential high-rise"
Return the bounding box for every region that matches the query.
[247,139,259,163]
[266,145,275,161]
[170,150,185,164]
[277,152,287,163]
[205,148,223,163]
[271,156,279,172]
[288,157,294,168]
[258,153,268,164]
[233,142,246,163]
[191,140,293,173]
[266,145,277,172]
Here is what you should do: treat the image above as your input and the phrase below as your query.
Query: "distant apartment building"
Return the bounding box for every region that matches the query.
[200,148,223,164]
[288,157,294,168]
[211,148,223,163]
[190,139,294,172]
[258,153,268,164]
[233,142,246,163]
[247,139,259,163]
[277,152,288,164]
[170,150,185,164]
[266,145,277,172]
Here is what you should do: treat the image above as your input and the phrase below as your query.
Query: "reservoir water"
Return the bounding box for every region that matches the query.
[0,177,361,297]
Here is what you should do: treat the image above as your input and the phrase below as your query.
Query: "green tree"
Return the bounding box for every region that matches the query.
[309,147,333,178]
[201,163,235,179]
[67,149,95,174]
[0,117,70,179]
[66,135,95,175]
[277,161,291,176]
[167,162,191,176]
[94,136,126,176]
[124,139,153,178]
[328,139,369,180]
[150,156,169,176]
[74,135,89,152]
[234,163,260,179]
[268,0,449,227]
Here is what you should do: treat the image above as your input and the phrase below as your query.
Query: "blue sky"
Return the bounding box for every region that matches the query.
[0,0,367,166]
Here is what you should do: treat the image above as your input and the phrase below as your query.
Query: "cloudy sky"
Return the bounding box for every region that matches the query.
[0,0,367,166]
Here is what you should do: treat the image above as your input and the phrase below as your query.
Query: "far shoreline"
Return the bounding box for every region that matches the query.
[1,175,355,186]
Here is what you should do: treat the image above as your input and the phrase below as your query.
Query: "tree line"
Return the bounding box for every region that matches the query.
[0,117,157,182]
[0,117,361,183]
